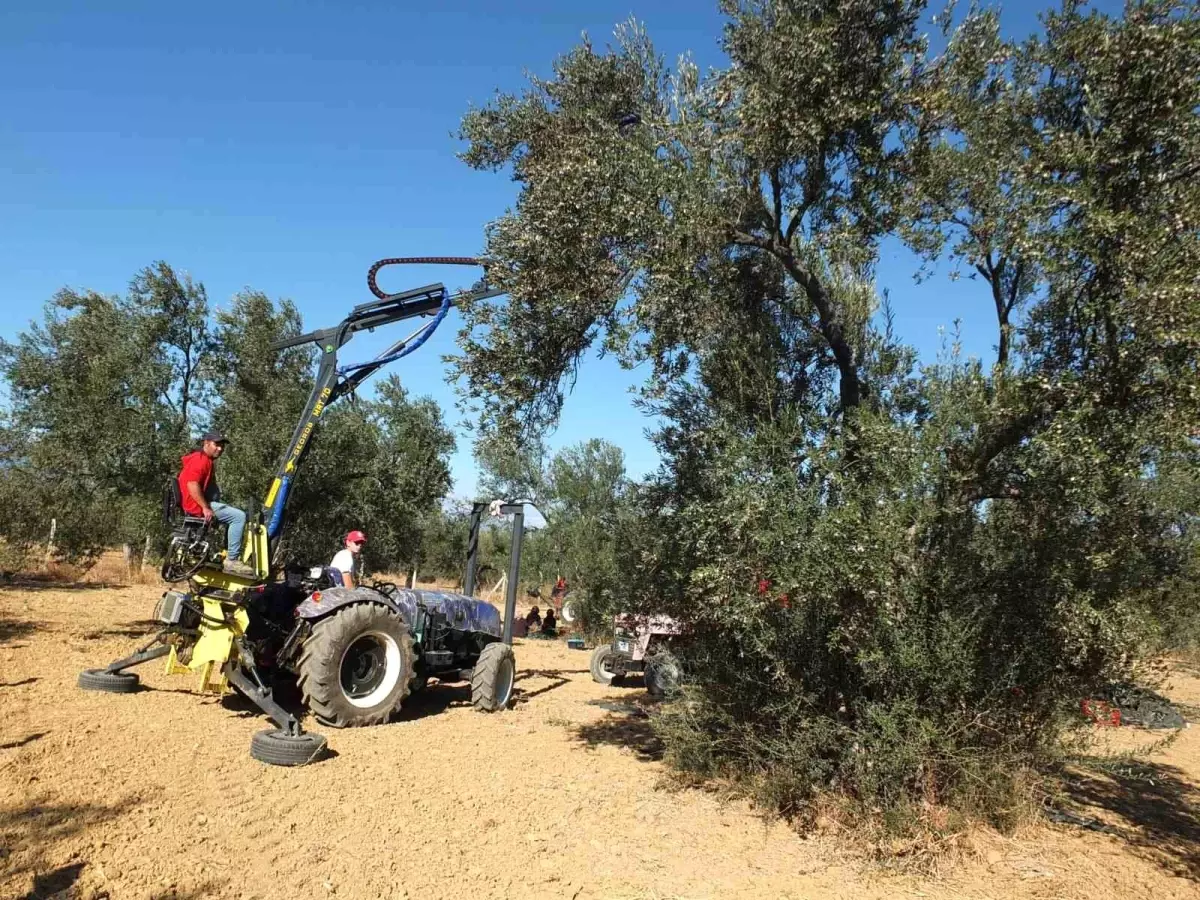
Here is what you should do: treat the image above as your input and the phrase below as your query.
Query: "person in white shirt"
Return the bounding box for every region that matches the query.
[330,530,366,588]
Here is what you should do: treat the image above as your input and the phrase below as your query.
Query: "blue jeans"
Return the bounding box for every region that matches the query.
[211,502,246,559]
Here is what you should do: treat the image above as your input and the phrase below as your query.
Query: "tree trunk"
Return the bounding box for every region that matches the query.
[43,518,56,570]
[141,534,153,578]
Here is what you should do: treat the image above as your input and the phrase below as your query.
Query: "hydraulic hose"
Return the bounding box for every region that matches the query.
[367,256,483,300]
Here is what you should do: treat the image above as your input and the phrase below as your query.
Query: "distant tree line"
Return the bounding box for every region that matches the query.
[0,262,457,575]
[0,263,635,594]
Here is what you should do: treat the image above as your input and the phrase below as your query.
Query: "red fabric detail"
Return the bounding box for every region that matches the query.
[178,451,213,516]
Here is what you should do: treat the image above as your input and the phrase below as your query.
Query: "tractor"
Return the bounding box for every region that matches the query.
[588,613,685,698]
[78,258,529,766]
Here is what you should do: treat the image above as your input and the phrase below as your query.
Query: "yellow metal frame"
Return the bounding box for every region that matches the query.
[163,570,253,695]
[240,519,271,580]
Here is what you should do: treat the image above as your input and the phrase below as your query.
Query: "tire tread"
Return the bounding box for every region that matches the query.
[297,603,413,727]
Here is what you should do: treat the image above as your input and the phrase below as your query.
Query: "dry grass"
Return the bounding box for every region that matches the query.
[1,548,159,587]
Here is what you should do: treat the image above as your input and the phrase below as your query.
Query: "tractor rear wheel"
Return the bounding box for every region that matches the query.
[249,729,328,766]
[643,651,681,699]
[471,642,516,712]
[297,603,414,728]
[560,595,581,624]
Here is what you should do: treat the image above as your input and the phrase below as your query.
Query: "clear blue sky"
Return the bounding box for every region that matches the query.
[0,0,1117,499]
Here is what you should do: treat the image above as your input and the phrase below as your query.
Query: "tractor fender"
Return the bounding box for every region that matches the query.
[294,586,411,626]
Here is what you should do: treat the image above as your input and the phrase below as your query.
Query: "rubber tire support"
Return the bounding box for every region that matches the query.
[249,729,328,767]
[78,669,140,693]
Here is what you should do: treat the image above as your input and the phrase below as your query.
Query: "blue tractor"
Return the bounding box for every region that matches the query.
[78,259,529,766]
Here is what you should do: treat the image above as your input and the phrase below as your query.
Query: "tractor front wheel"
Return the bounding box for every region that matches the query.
[589,645,619,685]
[559,595,581,624]
[297,603,414,728]
[471,642,516,712]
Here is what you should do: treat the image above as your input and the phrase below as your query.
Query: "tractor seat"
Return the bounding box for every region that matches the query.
[163,478,216,532]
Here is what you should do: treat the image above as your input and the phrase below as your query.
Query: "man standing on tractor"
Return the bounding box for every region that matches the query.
[177,431,255,578]
[329,530,366,588]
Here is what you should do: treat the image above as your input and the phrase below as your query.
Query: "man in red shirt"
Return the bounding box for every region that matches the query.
[177,431,254,578]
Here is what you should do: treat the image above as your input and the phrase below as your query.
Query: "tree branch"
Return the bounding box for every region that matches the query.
[772,244,863,413]
[978,253,1013,369]
[786,141,830,243]
[769,164,784,241]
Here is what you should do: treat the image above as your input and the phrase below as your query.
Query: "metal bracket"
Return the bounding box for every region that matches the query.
[223,663,303,736]
[105,638,171,673]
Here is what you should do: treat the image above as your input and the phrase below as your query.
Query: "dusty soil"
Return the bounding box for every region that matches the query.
[2,581,1198,900]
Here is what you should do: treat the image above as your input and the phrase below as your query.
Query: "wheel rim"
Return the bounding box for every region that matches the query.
[339,631,402,708]
[495,656,515,706]
[560,597,579,623]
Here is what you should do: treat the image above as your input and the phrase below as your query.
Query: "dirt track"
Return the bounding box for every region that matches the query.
[2,582,1198,900]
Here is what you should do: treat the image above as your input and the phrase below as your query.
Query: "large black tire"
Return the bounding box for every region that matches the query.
[471,642,516,712]
[297,603,414,728]
[249,729,328,766]
[589,645,618,685]
[78,668,140,693]
[643,652,681,699]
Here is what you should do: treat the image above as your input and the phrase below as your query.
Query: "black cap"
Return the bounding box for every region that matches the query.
[201,431,229,444]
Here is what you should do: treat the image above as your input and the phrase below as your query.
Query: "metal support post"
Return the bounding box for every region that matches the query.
[464,501,486,596]
[500,502,524,646]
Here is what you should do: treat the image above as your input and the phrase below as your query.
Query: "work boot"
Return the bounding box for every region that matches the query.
[223,558,257,579]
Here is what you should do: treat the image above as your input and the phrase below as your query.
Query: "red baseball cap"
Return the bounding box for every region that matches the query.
[346,530,367,544]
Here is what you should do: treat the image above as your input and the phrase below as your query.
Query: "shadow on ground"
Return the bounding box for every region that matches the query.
[513,668,577,704]
[0,732,48,751]
[20,862,86,900]
[1066,757,1200,880]
[146,881,230,900]
[81,620,161,641]
[0,796,142,898]
[393,684,473,721]
[0,618,41,645]
[0,677,39,689]
[1,580,115,593]
[573,711,664,761]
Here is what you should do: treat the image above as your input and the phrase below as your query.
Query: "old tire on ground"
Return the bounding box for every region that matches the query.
[643,652,681,699]
[589,645,618,685]
[249,729,328,766]
[472,641,516,712]
[297,602,414,728]
[78,668,140,693]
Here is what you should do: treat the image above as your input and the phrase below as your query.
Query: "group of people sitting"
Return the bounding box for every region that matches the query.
[519,604,557,638]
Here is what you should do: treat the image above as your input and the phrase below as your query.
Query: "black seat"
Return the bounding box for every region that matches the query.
[163,479,210,530]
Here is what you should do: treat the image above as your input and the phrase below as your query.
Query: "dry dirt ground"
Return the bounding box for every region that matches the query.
[2,581,1198,900]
